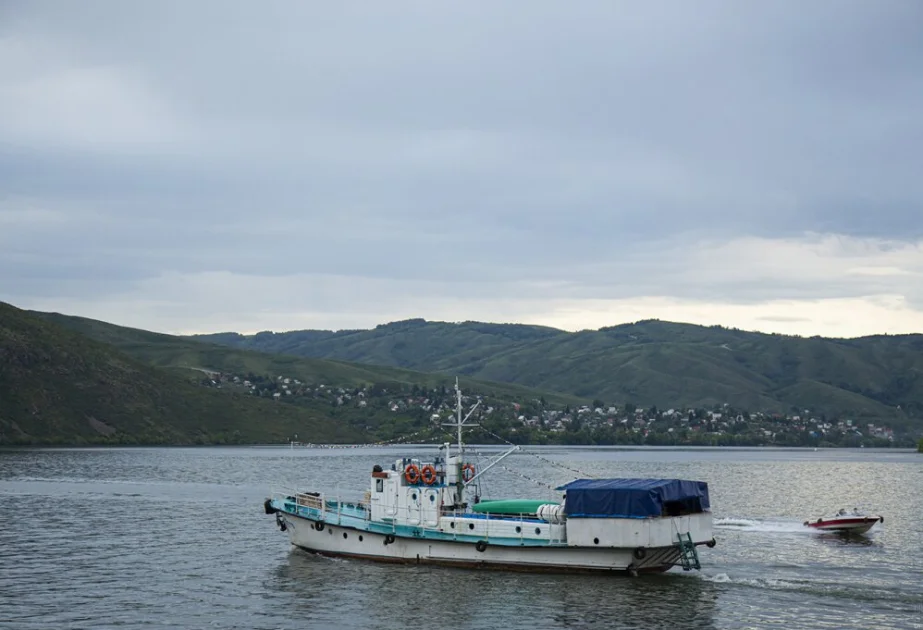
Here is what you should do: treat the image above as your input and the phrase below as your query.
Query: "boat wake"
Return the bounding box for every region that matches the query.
[713,517,812,534]
[696,572,923,614]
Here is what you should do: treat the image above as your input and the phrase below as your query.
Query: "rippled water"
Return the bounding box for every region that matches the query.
[1,446,921,629]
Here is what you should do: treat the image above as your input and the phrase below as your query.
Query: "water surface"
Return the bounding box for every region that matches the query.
[1,446,921,629]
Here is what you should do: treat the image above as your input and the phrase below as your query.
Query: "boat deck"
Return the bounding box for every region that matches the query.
[275,495,567,547]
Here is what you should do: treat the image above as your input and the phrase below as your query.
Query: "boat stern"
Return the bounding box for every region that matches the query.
[563,512,714,548]
[557,478,716,571]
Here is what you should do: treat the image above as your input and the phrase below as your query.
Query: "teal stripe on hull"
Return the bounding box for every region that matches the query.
[278,503,563,547]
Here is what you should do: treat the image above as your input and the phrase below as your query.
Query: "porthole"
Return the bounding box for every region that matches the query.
[515,526,521,533]
[535,527,541,535]
[594,537,599,545]
[450,522,455,529]
[359,535,364,542]
[412,493,417,500]
[343,532,348,539]
[429,494,435,502]
[328,529,333,535]
[468,523,475,530]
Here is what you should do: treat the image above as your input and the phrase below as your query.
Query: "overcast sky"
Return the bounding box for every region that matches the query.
[2,1,922,337]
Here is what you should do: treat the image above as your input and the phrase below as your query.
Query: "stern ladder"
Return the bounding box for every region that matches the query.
[676,532,701,571]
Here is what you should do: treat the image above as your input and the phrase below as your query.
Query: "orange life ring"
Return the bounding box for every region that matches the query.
[421,465,437,485]
[462,463,476,482]
[404,464,421,485]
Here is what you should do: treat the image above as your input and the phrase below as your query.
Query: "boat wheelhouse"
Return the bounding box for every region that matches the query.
[264,380,716,574]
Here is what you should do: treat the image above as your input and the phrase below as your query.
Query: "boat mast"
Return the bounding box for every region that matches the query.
[443,377,479,505]
[450,379,521,489]
[448,377,479,452]
[442,377,521,498]
[456,377,464,456]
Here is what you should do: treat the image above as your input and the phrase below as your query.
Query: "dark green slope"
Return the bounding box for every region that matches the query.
[0,303,363,445]
[193,319,566,372]
[190,318,923,421]
[31,311,584,407]
[454,322,922,418]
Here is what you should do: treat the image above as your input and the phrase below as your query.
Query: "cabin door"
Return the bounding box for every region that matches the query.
[423,489,439,527]
[407,490,421,525]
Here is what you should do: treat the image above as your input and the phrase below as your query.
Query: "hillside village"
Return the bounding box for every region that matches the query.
[195,369,910,448]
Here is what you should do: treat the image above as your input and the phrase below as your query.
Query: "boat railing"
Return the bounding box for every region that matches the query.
[269,486,298,500]
[276,492,565,544]
[296,492,324,511]
[359,491,372,509]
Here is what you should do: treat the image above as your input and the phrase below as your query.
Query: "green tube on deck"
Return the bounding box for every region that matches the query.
[470,499,551,515]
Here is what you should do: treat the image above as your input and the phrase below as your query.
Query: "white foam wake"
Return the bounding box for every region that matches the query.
[713,516,812,534]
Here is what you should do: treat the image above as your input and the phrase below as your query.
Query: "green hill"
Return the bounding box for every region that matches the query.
[9,302,922,445]
[197,319,565,372]
[5,305,590,446]
[193,318,923,424]
[31,312,583,408]
[0,303,367,445]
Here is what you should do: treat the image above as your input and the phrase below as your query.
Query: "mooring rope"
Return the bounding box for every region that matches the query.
[434,429,559,492]
[477,426,598,480]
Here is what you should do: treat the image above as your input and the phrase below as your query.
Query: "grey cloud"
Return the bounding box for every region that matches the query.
[757,316,811,324]
[2,1,922,322]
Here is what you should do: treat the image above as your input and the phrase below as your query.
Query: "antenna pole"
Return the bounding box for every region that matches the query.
[441,377,479,508]
[456,377,463,456]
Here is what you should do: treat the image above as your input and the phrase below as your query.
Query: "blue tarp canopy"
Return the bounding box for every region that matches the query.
[557,478,710,519]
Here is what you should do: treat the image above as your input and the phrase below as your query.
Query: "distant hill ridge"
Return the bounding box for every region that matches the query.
[6,300,923,444]
[191,317,923,422]
[2,304,585,445]
[0,302,365,445]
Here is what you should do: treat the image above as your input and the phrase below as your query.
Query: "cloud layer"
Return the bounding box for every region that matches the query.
[2,1,922,337]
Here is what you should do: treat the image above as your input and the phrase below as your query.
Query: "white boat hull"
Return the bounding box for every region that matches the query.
[280,512,688,573]
[804,516,882,535]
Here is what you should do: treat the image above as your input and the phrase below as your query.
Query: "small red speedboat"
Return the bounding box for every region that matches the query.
[804,509,883,534]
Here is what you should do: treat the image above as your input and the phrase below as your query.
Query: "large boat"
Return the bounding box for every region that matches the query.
[264,380,717,575]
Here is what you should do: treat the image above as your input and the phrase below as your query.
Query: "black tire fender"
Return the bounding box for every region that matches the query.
[476,540,488,552]
[384,534,395,545]
[315,521,325,531]
[632,547,646,560]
